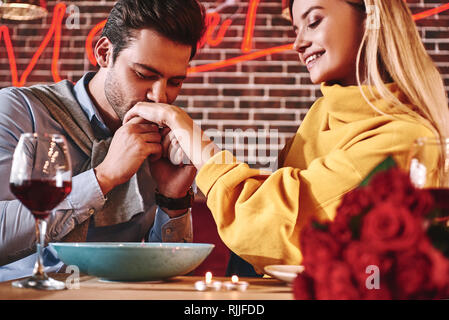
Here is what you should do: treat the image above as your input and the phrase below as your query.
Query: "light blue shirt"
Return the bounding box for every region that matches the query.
[0,72,192,281]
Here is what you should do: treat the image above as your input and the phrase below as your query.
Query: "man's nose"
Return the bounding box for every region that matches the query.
[146,80,167,104]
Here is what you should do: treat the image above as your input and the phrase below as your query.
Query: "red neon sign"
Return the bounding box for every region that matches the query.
[86,19,106,67]
[1,1,448,86]
[241,0,260,53]
[199,12,233,49]
[0,2,65,87]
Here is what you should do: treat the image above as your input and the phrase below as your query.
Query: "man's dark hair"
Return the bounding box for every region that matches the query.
[101,0,206,62]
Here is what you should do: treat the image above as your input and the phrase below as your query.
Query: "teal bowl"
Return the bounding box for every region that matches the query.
[50,242,214,281]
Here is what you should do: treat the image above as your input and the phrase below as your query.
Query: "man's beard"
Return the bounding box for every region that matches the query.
[104,70,132,122]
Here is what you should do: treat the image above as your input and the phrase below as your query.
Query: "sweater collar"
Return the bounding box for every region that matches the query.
[319,82,411,124]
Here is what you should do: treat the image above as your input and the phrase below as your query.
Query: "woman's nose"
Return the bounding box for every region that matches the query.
[292,30,312,54]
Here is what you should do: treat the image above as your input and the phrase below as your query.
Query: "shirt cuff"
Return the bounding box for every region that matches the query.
[148,207,193,243]
[50,169,106,238]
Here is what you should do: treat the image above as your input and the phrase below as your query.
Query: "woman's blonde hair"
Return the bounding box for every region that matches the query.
[289,0,449,139]
[356,0,449,140]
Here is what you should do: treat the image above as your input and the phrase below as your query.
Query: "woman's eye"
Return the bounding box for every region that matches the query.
[308,19,321,29]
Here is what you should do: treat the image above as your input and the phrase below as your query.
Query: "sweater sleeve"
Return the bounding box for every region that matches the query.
[195,120,435,274]
[196,150,360,273]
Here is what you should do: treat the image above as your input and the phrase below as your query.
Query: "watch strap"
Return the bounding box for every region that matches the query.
[155,187,194,210]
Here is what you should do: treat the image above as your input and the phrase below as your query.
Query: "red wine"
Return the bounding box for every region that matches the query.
[10,180,72,219]
[427,188,449,223]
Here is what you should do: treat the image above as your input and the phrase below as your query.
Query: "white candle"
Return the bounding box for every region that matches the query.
[194,272,222,291]
[223,275,249,292]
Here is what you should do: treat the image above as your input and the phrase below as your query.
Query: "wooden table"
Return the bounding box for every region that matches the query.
[0,273,294,300]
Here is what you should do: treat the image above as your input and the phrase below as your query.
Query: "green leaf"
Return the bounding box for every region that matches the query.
[311,220,329,232]
[348,206,372,239]
[359,156,397,187]
[349,214,362,239]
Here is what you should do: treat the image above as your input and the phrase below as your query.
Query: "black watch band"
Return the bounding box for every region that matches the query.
[155,187,194,210]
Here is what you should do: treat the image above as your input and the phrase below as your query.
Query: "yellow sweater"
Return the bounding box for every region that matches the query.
[195,83,435,273]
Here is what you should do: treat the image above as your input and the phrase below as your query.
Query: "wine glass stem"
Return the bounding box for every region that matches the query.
[33,217,48,278]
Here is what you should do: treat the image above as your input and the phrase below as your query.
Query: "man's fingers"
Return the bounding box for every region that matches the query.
[160,127,171,137]
[146,143,163,162]
[141,132,162,143]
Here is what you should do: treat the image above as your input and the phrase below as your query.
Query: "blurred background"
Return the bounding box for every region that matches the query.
[1,0,448,275]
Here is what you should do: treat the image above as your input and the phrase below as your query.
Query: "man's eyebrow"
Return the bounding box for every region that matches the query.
[301,5,324,20]
[133,63,187,79]
[134,63,163,76]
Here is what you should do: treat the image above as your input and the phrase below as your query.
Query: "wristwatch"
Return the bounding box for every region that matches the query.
[155,187,195,210]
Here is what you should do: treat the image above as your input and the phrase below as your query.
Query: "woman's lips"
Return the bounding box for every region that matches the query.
[305,52,325,70]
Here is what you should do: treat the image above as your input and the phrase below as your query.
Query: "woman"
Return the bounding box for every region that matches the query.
[123,0,449,273]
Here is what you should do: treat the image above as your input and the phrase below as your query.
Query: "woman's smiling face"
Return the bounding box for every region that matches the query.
[291,0,366,86]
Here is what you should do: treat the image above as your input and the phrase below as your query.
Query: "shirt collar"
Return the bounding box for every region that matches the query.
[73,72,111,137]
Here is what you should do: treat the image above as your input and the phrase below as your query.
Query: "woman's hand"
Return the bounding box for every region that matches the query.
[123,102,220,170]
[123,102,185,129]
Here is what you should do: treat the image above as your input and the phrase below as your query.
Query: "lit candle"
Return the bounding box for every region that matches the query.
[194,272,222,291]
[223,275,249,292]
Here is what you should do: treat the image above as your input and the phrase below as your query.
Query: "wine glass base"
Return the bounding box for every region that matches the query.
[12,275,66,290]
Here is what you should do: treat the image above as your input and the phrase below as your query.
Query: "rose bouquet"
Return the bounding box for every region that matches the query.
[293,159,449,300]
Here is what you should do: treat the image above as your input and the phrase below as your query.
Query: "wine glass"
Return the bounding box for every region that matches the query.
[9,133,72,290]
[408,137,449,226]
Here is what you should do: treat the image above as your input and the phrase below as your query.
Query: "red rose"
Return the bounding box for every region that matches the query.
[313,261,361,300]
[417,240,449,295]
[395,244,434,298]
[343,241,393,286]
[362,282,392,300]
[292,273,314,300]
[300,224,341,277]
[336,187,372,219]
[408,188,434,217]
[368,168,414,204]
[332,187,372,244]
[394,239,449,299]
[360,202,424,253]
[367,168,433,217]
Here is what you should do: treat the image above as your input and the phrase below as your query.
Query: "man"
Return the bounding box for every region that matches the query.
[0,0,206,281]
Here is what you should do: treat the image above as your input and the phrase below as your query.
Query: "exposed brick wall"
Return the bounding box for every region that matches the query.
[0,0,448,168]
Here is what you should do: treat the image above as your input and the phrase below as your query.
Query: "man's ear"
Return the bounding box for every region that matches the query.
[94,37,113,68]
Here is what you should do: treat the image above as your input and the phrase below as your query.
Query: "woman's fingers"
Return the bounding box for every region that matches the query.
[161,130,191,166]
[123,102,173,126]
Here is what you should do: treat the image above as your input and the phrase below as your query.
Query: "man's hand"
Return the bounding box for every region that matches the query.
[94,117,162,195]
[124,102,220,171]
[149,127,197,218]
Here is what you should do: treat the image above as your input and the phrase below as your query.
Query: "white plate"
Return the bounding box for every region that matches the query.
[264,265,305,283]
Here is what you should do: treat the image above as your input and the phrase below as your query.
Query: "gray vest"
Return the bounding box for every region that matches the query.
[20,80,156,242]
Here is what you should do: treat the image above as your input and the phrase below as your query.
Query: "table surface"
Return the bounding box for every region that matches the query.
[0,274,294,300]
